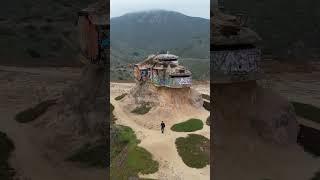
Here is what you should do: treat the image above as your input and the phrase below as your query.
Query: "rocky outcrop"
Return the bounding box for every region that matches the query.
[128,82,203,110]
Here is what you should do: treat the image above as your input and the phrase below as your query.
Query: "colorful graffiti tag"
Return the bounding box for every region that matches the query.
[174,77,192,85]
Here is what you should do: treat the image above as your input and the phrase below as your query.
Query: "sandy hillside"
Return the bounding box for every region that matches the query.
[110,82,210,180]
[0,66,106,180]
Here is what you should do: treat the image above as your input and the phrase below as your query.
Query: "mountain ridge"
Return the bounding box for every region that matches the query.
[110,10,210,80]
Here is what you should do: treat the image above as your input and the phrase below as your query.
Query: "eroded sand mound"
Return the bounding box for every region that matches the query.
[120,82,204,129]
[129,82,203,108]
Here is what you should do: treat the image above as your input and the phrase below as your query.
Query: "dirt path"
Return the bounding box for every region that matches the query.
[110,82,210,180]
[0,66,105,180]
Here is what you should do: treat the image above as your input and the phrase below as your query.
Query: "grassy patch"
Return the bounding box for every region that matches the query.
[15,99,57,123]
[110,125,139,160]
[110,103,114,112]
[115,93,127,101]
[127,146,159,174]
[206,116,210,126]
[110,125,159,179]
[203,100,210,111]
[171,119,203,132]
[292,101,320,123]
[110,103,117,122]
[202,94,210,101]
[0,132,15,180]
[67,141,107,168]
[175,134,210,168]
[131,103,152,115]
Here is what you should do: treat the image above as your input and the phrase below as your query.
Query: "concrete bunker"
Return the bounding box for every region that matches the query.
[133,52,192,88]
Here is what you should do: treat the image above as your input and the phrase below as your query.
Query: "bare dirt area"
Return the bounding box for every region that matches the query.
[0,65,105,180]
[110,82,210,180]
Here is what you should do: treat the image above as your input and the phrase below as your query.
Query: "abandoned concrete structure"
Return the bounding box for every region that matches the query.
[134,53,192,88]
[211,1,262,83]
[78,1,109,65]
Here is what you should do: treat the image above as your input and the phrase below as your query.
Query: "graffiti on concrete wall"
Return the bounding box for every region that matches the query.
[212,48,261,75]
[151,69,192,87]
[140,69,148,81]
[174,77,192,85]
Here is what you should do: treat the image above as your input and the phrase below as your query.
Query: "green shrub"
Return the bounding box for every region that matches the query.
[127,146,159,174]
[203,100,210,111]
[115,93,127,101]
[175,134,210,168]
[202,94,210,101]
[15,99,57,123]
[110,103,117,122]
[110,103,114,112]
[292,101,320,123]
[171,119,203,132]
[206,116,210,126]
[131,104,151,115]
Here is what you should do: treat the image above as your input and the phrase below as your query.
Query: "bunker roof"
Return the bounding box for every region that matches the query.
[154,53,178,61]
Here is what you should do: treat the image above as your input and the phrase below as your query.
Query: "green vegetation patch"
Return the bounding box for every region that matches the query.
[67,141,106,168]
[110,103,117,122]
[126,146,159,174]
[171,119,203,132]
[110,125,139,160]
[203,100,210,111]
[292,101,320,123]
[206,116,210,126]
[115,93,127,101]
[131,103,152,115]
[202,94,210,101]
[15,99,57,123]
[175,134,210,168]
[0,132,15,180]
[110,125,159,179]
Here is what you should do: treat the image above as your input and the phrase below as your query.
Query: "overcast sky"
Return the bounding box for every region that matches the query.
[111,0,210,19]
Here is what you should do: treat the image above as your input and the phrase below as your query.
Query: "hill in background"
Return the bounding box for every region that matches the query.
[110,10,210,81]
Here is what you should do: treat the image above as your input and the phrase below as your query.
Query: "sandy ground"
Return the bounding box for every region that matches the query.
[0,66,106,180]
[110,82,210,180]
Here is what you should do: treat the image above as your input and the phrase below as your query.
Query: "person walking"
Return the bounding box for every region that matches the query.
[160,121,166,134]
